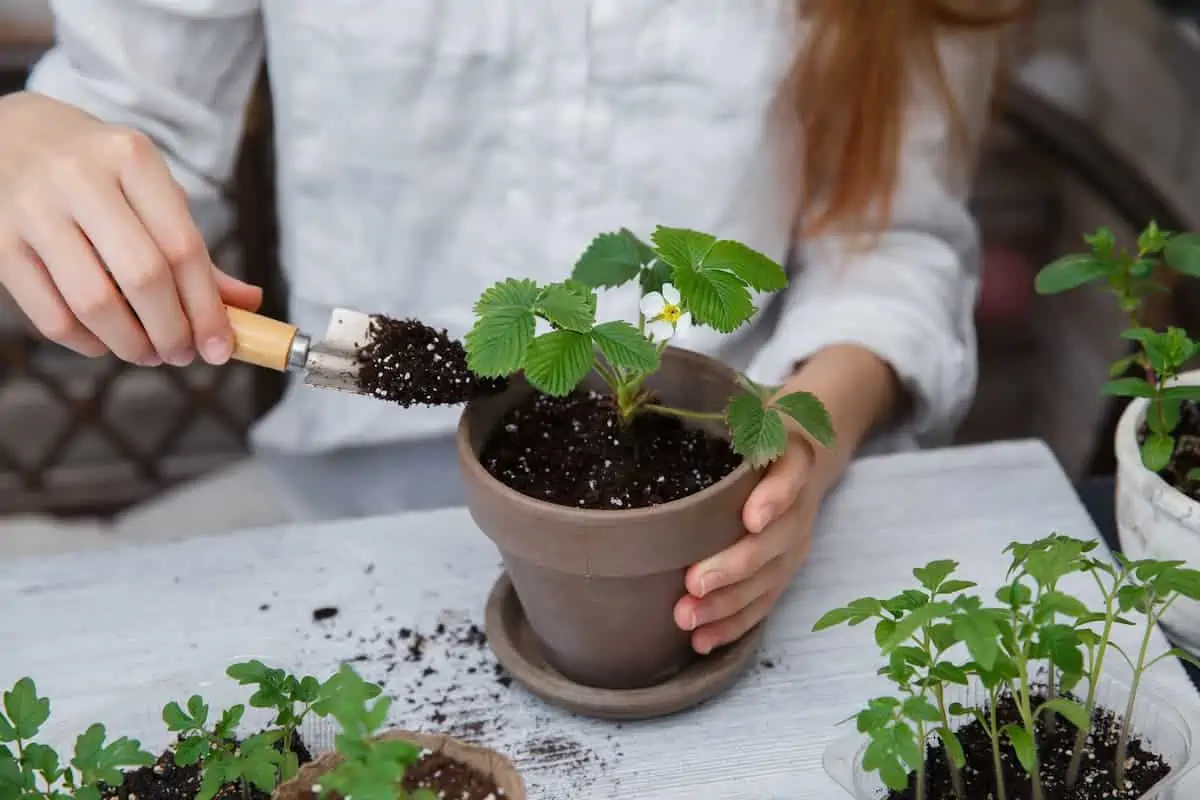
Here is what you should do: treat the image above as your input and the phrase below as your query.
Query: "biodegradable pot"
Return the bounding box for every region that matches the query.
[456,346,760,690]
[1116,368,1200,656]
[273,730,525,800]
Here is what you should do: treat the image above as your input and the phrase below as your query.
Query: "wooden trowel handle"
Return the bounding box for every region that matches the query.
[225,305,300,372]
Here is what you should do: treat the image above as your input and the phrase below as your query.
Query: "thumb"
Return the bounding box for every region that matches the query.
[742,437,813,533]
[215,267,264,312]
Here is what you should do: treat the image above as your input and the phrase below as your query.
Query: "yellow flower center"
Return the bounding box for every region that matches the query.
[659,304,682,324]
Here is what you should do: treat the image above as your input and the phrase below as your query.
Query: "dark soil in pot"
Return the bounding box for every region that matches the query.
[481,389,741,509]
[100,734,313,800]
[1137,399,1200,500]
[889,693,1170,800]
[458,347,761,691]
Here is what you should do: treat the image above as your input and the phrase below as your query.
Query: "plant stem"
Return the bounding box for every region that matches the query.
[932,686,966,800]
[915,720,927,800]
[1067,573,1119,788]
[641,404,725,422]
[1045,662,1058,737]
[989,693,1007,800]
[1115,592,1174,788]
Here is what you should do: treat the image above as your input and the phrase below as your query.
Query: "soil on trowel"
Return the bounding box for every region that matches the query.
[888,692,1170,800]
[355,315,506,406]
[480,389,741,509]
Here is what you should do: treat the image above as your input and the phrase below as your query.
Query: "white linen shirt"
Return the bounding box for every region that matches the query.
[27,0,998,457]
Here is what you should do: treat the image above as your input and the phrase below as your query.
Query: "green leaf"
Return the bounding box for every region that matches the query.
[880,603,951,652]
[162,702,191,732]
[590,321,659,373]
[928,623,958,652]
[1085,227,1116,258]
[1039,698,1091,730]
[465,278,539,377]
[226,660,271,685]
[878,757,909,792]
[874,618,898,647]
[1036,591,1091,620]
[0,716,13,744]
[726,394,786,467]
[702,240,788,291]
[522,330,594,397]
[1102,378,1155,398]
[1164,232,1200,277]
[936,727,966,769]
[2,679,49,741]
[571,231,645,288]
[1039,624,1084,676]
[930,662,969,685]
[812,606,857,632]
[1146,397,1183,436]
[1162,567,1200,600]
[1165,647,1200,670]
[771,392,834,448]
[0,752,23,795]
[938,580,977,595]
[174,736,209,767]
[1141,434,1175,472]
[650,226,716,272]
[1138,220,1169,255]
[901,697,942,723]
[1035,253,1110,294]
[1109,354,1138,378]
[1164,384,1200,401]
[535,282,596,333]
[1002,724,1037,774]
[638,259,674,296]
[23,743,58,781]
[952,611,1000,671]
[214,705,245,740]
[913,560,958,593]
[673,263,755,333]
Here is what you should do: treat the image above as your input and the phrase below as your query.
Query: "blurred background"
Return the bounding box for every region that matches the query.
[0,0,1198,550]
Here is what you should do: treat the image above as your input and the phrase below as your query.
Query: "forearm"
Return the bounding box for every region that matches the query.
[779,344,900,483]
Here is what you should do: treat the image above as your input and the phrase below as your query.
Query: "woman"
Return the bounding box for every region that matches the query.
[0,1,1017,654]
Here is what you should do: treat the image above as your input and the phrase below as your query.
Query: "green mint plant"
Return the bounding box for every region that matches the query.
[464,226,835,467]
[0,677,154,800]
[162,696,287,800]
[315,665,435,800]
[1036,222,1200,474]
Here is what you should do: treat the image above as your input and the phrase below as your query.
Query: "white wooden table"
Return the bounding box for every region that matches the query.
[3,440,1198,799]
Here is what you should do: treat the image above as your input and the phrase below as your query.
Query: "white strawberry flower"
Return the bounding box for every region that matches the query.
[639,283,692,342]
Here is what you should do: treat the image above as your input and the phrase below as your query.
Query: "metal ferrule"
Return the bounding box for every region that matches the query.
[287,332,311,372]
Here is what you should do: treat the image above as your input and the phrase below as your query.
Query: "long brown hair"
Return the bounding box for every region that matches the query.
[781,0,1026,237]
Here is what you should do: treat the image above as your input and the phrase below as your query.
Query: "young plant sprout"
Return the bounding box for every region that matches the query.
[1035,222,1200,475]
[0,677,154,800]
[315,665,435,800]
[464,226,835,467]
[162,695,289,800]
[814,536,1200,800]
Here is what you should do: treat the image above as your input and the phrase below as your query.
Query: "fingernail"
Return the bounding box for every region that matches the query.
[687,609,700,631]
[695,638,713,656]
[755,505,776,531]
[139,354,163,367]
[699,571,725,597]
[201,336,232,365]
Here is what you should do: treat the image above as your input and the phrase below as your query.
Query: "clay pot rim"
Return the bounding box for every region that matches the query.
[1114,368,1200,527]
[455,347,754,522]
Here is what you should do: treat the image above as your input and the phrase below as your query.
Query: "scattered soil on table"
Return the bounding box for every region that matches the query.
[355,316,506,406]
[480,389,741,509]
[1137,400,1200,500]
[889,691,1170,800]
[313,606,339,622]
[104,734,313,800]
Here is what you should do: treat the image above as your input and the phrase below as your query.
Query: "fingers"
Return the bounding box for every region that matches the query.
[742,433,814,533]
[114,129,234,365]
[676,555,786,634]
[692,582,785,655]
[215,268,264,312]
[0,237,106,357]
[70,172,193,365]
[684,511,794,599]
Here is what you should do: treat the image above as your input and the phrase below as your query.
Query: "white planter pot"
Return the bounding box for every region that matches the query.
[1116,368,1200,656]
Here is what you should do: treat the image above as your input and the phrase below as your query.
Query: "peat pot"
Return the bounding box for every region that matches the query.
[1116,368,1200,656]
[456,347,759,690]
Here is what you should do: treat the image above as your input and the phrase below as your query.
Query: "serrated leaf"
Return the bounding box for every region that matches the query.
[1164,232,1200,277]
[522,331,594,397]
[1035,253,1110,294]
[913,560,958,592]
[162,702,191,732]
[879,603,950,652]
[1102,378,1155,398]
[639,259,674,296]
[590,321,658,373]
[1141,434,1174,472]
[650,226,716,271]
[1002,724,1037,773]
[174,736,209,767]
[726,394,785,467]
[466,279,539,377]
[571,231,645,288]
[771,392,834,447]
[674,264,754,333]
[2,679,49,741]
[186,696,208,727]
[703,240,788,291]
[952,611,999,671]
[536,282,596,332]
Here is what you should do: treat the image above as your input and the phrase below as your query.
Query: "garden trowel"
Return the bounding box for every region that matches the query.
[225,305,371,393]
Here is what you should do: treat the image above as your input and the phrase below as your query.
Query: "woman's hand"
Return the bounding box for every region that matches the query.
[0,92,261,366]
[674,344,901,654]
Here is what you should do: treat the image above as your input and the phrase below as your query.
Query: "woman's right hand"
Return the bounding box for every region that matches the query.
[0,91,262,366]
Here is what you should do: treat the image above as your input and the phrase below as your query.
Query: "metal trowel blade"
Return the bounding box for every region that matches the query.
[301,307,375,394]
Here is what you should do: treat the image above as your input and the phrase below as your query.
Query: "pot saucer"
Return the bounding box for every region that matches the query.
[484,572,764,721]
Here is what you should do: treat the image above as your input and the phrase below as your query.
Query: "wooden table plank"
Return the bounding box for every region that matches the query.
[3,440,1197,798]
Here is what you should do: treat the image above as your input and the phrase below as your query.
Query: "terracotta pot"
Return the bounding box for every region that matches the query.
[1115,370,1200,657]
[273,730,525,800]
[457,346,759,690]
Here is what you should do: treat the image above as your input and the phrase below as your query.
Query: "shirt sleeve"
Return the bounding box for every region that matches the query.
[25,0,265,243]
[746,29,1000,447]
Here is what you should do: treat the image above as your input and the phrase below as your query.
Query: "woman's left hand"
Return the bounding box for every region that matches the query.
[673,431,826,655]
